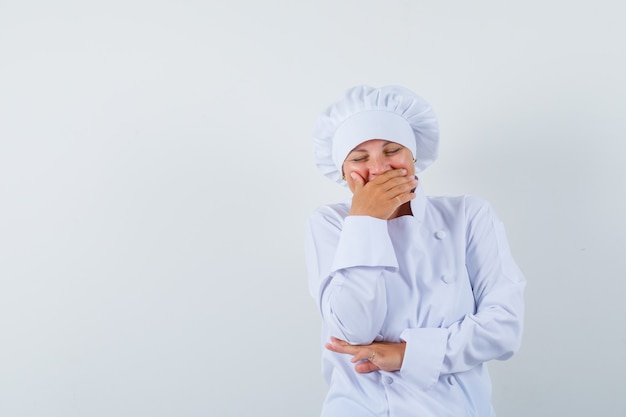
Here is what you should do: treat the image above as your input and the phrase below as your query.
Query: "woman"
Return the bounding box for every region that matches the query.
[305,85,525,417]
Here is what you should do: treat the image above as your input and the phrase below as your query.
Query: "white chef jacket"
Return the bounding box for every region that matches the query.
[305,183,525,417]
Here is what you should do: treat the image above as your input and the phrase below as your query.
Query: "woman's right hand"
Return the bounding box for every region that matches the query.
[347,169,418,219]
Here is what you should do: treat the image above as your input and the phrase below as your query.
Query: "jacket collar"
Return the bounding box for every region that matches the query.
[409,181,427,223]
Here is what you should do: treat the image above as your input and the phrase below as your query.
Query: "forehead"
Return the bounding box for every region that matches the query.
[348,139,400,152]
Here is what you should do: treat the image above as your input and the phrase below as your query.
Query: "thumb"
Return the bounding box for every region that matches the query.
[354,361,379,374]
[350,172,365,188]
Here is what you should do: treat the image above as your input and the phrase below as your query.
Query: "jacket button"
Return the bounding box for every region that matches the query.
[447,376,455,385]
[435,230,447,239]
[441,274,452,284]
[384,376,394,385]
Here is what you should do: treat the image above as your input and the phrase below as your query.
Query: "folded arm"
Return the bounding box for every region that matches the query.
[305,210,398,345]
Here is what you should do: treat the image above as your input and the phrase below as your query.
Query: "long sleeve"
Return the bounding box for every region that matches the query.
[399,197,525,389]
[309,191,525,417]
[305,206,398,345]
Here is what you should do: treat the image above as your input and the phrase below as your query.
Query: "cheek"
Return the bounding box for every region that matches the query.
[392,155,415,174]
[346,179,357,193]
[342,164,368,191]
[343,163,367,178]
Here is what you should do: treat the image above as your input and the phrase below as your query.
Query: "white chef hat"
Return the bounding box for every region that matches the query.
[313,85,439,185]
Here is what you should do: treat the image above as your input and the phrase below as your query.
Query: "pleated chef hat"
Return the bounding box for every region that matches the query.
[313,85,439,185]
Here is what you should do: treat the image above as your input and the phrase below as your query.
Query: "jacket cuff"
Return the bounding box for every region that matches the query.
[331,216,398,272]
[399,327,448,389]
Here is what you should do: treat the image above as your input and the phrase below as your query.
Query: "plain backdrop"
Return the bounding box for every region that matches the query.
[1,1,625,416]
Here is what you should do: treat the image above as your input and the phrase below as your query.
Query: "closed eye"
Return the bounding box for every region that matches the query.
[350,156,368,162]
[385,147,402,155]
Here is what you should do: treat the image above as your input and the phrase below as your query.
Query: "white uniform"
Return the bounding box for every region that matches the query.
[305,184,525,417]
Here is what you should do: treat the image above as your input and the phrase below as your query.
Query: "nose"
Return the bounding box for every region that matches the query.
[368,156,391,179]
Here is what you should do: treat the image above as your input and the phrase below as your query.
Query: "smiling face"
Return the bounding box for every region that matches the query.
[342,139,415,192]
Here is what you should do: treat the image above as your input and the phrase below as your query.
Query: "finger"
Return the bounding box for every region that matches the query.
[350,348,372,363]
[326,339,358,355]
[349,172,365,188]
[384,176,418,198]
[354,361,379,373]
[325,343,351,355]
[381,175,419,193]
[371,168,408,184]
[394,191,416,206]
[325,342,339,352]
[374,178,418,200]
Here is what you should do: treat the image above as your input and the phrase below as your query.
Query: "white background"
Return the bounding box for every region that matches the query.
[1,1,625,416]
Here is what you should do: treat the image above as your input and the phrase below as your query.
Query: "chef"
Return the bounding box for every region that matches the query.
[305,85,525,417]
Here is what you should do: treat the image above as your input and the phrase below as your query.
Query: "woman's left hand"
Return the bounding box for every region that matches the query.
[325,336,406,373]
